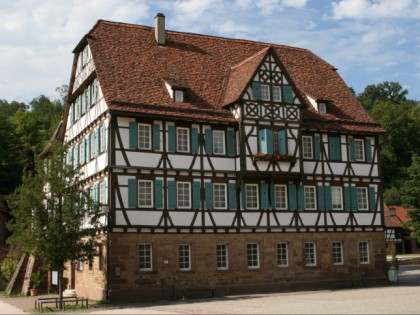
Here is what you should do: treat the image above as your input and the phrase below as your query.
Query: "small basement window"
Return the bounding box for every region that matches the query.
[174,90,184,102]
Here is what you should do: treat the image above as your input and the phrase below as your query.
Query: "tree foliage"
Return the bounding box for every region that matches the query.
[358,81,408,111]
[7,141,105,305]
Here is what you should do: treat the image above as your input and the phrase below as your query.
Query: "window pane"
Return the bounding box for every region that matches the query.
[277,243,288,266]
[272,86,281,102]
[138,180,153,207]
[247,243,259,268]
[332,242,343,265]
[214,184,227,209]
[177,128,189,152]
[177,182,191,208]
[138,124,151,149]
[261,84,270,101]
[331,187,343,210]
[302,136,313,159]
[355,139,365,161]
[217,244,228,270]
[304,186,316,210]
[179,244,191,270]
[359,241,369,264]
[139,244,152,271]
[304,242,316,266]
[246,185,258,209]
[275,185,287,209]
[357,187,368,210]
[213,130,225,155]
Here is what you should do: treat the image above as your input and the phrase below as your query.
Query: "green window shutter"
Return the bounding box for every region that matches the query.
[168,126,176,152]
[351,186,358,211]
[152,124,160,151]
[193,182,201,209]
[191,127,199,154]
[365,139,373,162]
[241,183,246,210]
[258,129,273,154]
[205,129,213,154]
[260,183,269,210]
[68,148,73,167]
[128,179,137,208]
[95,128,100,156]
[86,136,91,161]
[100,125,106,152]
[277,129,287,154]
[154,180,163,208]
[369,187,376,211]
[228,183,236,210]
[325,186,332,210]
[94,183,99,203]
[317,186,325,211]
[74,144,79,168]
[69,103,74,124]
[344,186,351,211]
[349,137,355,161]
[129,122,138,149]
[80,139,85,164]
[314,135,321,160]
[297,185,305,211]
[87,85,91,108]
[227,130,235,156]
[75,97,80,119]
[252,82,261,100]
[167,181,176,209]
[329,136,342,161]
[205,182,213,209]
[288,184,297,210]
[283,85,293,103]
[93,79,97,104]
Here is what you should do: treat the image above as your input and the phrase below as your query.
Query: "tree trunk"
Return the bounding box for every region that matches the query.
[58,269,63,309]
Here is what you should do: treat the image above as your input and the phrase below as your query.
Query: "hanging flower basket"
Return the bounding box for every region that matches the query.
[254,152,297,164]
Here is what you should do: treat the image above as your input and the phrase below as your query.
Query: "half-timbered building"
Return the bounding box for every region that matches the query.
[61,14,388,301]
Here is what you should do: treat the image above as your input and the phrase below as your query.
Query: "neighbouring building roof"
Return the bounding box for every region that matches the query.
[78,20,383,133]
[384,204,410,228]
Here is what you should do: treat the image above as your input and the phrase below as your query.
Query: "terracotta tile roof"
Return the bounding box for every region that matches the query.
[384,204,410,228]
[85,20,383,133]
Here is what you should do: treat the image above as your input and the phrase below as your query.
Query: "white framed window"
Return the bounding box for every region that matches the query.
[177,127,190,153]
[216,244,228,270]
[79,141,85,165]
[331,187,343,210]
[357,187,368,210]
[179,244,191,271]
[90,132,95,159]
[174,90,184,102]
[304,242,316,266]
[247,243,260,269]
[245,184,259,209]
[139,243,153,271]
[138,124,151,150]
[177,182,191,208]
[214,183,227,209]
[272,86,281,102]
[302,136,313,159]
[261,84,270,101]
[277,243,288,267]
[332,242,343,265]
[354,139,365,161]
[318,102,327,113]
[359,241,369,264]
[304,186,316,210]
[275,185,288,209]
[138,180,153,208]
[100,180,107,205]
[213,130,225,155]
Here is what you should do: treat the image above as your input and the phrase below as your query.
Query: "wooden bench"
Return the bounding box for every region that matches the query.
[35,296,88,312]
[182,287,216,299]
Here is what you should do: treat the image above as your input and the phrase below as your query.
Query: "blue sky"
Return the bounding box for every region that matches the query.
[1,0,420,103]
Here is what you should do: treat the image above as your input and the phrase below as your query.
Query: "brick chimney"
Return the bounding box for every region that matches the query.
[154,13,165,46]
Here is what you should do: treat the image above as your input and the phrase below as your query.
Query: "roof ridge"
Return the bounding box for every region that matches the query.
[231,46,271,70]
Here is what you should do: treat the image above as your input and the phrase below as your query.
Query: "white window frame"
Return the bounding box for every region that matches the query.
[358,241,370,264]
[318,102,327,113]
[357,187,368,210]
[100,180,107,205]
[261,84,270,101]
[216,244,228,270]
[304,186,316,210]
[174,89,184,102]
[304,242,317,266]
[354,139,365,161]
[302,136,313,159]
[245,184,259,210]
[275,185,288,210]
[139,243,153,271]
[272,85,281,102]
[138,180,153,208]
[177,127,190,153]
[177,182,191,209]
[179,244,191,271]
[214,183,227,210]
[277,243,289,267]
[332,242,344,265]
[247,243,260,269]
[331,186,343,210]
[213,130,225,155]
[138,123,151,150]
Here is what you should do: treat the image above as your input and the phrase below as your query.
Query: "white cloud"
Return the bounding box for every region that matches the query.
[331,0,420,20]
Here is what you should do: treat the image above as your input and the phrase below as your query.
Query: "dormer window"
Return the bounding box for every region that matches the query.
[174,89,184,102]
[318,102,327,113]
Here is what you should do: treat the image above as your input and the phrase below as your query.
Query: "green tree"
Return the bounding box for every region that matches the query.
[358,81,408,111]
[7,141,105,307]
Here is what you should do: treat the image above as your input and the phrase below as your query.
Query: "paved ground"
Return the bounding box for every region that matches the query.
[1,260,419,314]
